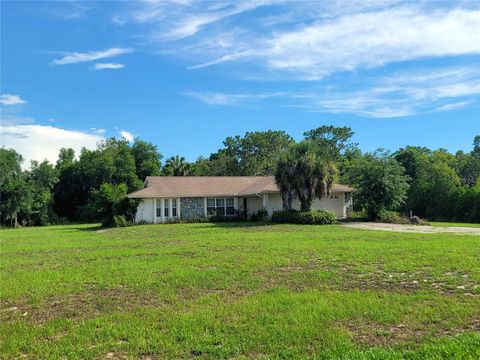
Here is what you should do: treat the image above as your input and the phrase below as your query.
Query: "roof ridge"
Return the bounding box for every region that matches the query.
[146,176,274,178]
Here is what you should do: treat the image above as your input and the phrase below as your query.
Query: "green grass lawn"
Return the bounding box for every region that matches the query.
[429,221,480,228]
[1,223,479,359]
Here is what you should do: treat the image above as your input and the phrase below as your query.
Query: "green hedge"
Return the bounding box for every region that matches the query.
[271,209,337,225]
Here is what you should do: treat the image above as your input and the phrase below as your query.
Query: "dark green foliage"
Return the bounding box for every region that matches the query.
[275,140,337,211]
[250,208,269,222]
[0,149,29,227]
[347,150,409,220]
[304,125,355,160]
[25,160,59,225]
[131,139,162,180]
[195,130,294,176]
[162,155,192,176]
[92,183,138,226]
[271,209,337,224]
[208,215,245,222]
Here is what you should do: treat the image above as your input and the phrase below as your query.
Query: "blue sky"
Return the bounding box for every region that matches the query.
[1,0,479,167]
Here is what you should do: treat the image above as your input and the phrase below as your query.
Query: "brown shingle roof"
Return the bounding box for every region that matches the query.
[127,176,354,198]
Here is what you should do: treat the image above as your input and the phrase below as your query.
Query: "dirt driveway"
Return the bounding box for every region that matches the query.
[341,222,480,235]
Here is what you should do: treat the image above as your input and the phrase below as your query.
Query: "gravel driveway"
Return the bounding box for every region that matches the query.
[341,222,480,235]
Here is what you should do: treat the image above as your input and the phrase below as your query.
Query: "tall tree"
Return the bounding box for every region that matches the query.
[348,150,409,220]
[53,148,78,220]
[131,139,162,180]
[275,141,337,211]
[199,130,294,176]
[163,155,192,176]
[0,149,30,227]
[304,126,355,160]
[26,160,59,225]
[473,135,480,159]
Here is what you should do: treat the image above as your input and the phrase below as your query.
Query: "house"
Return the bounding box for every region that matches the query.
[127,176,354,223]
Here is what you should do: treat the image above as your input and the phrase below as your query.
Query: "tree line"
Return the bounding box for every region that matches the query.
[1,126,479,226]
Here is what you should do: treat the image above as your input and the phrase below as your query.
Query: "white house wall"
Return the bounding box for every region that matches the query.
[246,196,263,215]
[291,192,346,218]
[265,193,283,214]
[135,198,154,223]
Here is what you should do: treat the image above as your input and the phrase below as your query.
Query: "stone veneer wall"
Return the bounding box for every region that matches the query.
[180,197,205,220]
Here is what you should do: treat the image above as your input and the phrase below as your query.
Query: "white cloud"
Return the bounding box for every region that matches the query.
[119,0,271,40]
[0,124,103,168]
[90,127,106,134]
[119,130,134,142]
[185,66,480,118]
[93,63,125,70]
[0,94,26,106]
[51,47,134,65]
[435,101,473,112]
[192,7,480,78]
[183,91,287,105]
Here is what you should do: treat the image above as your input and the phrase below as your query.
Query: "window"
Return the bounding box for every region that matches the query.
[216,198,225,216]
[172,198,177,217]
[156,199,162,217]
[206,197,235,216]
[207,198,216,215]
[164,198,169,217]
[226,198,235,215]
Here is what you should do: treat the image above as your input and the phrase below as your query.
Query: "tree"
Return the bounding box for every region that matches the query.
[131,139,162,180]
[304,126,355,160]
[394,146,431,180]
[473,135,480,159]
[92,183,138,226]
[163,155,192,176]
[53,138,143,221]
[198,130,294,176]
[348,150,409,220]
[275,141,337,211]
[26,160,59,225]
[53,149,79,220]
[56,148,75,170]
[454,150,480,187]
[0,148,30,227]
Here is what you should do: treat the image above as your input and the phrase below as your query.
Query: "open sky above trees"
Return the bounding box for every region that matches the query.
[1,1,479,166]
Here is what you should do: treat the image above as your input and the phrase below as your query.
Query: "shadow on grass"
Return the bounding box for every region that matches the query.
[204,221,274,228]
[48,224,104,232]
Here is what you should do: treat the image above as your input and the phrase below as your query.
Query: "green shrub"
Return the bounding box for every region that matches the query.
[349,210,367,221]
[377,210,410,224]
[250,208,269,222]
[271,209,336,225]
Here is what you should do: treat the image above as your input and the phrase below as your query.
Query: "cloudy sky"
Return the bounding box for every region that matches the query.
[1,0,479,167]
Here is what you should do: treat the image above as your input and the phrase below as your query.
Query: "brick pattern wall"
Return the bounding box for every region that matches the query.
[180,197,205,220]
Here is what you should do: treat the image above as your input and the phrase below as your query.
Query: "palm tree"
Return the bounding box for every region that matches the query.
[163,155,191,176]
[275,141,337,211]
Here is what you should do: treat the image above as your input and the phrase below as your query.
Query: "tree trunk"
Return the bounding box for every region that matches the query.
[13,212,19,228]
[300,199,312,212]
[282,191,292,210]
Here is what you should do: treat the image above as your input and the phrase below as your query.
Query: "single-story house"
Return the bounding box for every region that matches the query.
[127,176,354,223]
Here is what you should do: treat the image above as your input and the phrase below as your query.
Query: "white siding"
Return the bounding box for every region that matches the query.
[135,198,155,223]
[246,196,263,215]
[291,192,346,219]
[265,193,283,214]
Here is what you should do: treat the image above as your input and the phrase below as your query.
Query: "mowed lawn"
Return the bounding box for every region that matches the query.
[1,224,479,359]
[429,222,480,228]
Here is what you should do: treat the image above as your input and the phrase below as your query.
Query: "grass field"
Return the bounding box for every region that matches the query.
[1,223,479,359]
[429,221,480,228]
